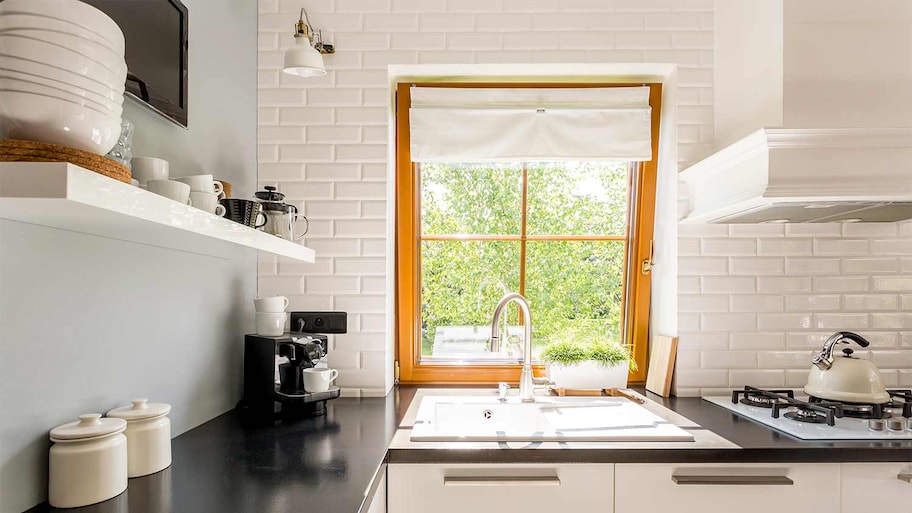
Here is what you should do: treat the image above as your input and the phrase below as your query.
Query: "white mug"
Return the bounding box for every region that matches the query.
[175,175,224,197]
[131,157,169,184]
[147,179,192,205]
[254,296,289,313]
[189,191,227,216]
[255,312,286,337]
[302,368,338,393]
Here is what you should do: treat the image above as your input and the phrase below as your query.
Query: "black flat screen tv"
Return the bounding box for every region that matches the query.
[84,0,189,128]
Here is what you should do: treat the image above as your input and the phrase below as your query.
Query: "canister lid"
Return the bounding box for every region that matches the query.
[50,414,126,441]
[106,398,171,421]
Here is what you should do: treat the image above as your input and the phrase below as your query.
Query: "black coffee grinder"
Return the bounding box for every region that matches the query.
[242,311,347,417]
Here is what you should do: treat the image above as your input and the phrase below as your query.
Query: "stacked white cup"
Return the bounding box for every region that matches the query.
[176,175,226,216]
[254,296,288,336]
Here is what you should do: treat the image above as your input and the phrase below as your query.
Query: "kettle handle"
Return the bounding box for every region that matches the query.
[812,331,871,370]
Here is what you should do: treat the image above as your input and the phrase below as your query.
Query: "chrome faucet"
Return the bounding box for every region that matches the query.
[490,292,535,402]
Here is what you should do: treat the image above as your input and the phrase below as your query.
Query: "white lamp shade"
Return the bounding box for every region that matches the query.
[283,37,326,77]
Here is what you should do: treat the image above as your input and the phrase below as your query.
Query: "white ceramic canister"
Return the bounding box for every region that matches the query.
[49,413,128,508]
[107,398,172,478]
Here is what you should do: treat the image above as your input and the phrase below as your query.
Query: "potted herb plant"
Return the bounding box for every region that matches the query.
[541,340,636,389]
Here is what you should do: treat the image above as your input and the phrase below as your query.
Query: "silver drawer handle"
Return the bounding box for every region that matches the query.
[672,475,794,486]
[899,474,912,484]
[444,476,561,487]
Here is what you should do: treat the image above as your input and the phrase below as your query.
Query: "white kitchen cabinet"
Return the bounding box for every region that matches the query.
[841,463,912,512]
[366,468,387,513]
[387,464,614,513]
[615,463,840,513]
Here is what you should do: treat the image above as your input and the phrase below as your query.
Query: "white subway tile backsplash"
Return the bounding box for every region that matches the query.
[757,350,813,369]
[757,276,812,294]
[701,313,755,332]
[814,239,869,256]
[870,239,912,255]
[677,332,729,350]
[813,276,870,293]
[729,369,785,388]
[730,295,783,313]
[758,239,813,256]
[730,257,784,276]
[679,256,728,275]
[842,257,900,274]
[785,224,842,237]
[729,333,785,350]
[757,313,812,331]
[842,294,900,311]
[678,294,729,312]
[701,351,756,369]
[841,223,899,238]
[871,313,912,329]
[814,313,870,330]
[784,294,841,312]
[872,276,912,292]
[701,276,755,294]
[701,238,755,256]
[785,258,841,275]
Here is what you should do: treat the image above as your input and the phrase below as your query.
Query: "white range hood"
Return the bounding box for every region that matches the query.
[679,127,912,224]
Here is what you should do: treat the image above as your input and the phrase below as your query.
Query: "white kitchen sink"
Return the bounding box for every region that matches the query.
[409,395,695,442]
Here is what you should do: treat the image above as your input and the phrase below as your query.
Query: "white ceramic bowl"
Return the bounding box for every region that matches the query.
[1,30,126,76]
[0,35,125,88]
[0,67,123,106]
[0,0,125,55]
[0,33,126,78]
[0,76,122,116]
[0,90,121,155]
[1,54,124,96]
[0,13,125,55]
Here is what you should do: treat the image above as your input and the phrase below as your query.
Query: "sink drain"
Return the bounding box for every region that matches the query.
[482,409,493,419]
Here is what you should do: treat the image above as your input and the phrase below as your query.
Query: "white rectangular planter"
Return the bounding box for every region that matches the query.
[547,360,629,389]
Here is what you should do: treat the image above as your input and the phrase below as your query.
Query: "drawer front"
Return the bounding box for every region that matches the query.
[615,463,840,513]
[842,463,912,512]
[388,464,614,513]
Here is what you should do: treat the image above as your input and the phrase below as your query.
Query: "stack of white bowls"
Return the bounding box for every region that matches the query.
[0,0,126,155]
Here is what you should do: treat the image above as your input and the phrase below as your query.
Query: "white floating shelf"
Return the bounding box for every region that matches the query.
[0,162,315,263]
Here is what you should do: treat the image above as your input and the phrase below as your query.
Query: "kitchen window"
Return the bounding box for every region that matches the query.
[395,82,662,385]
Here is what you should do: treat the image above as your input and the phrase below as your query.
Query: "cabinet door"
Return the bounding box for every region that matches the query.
[615,463,840,513]
[388,464,613,513]
[842,463,912,512]
[366,469,387,513]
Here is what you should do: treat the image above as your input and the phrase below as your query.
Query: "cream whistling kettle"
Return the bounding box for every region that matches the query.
[804,331,890,404]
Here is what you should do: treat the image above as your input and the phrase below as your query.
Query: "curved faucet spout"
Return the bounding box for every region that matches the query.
[490,292,535,402]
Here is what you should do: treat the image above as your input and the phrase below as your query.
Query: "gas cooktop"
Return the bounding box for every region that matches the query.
[704,386,912,440]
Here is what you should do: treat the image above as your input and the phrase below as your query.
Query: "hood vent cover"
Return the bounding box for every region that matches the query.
[679,128,912,224]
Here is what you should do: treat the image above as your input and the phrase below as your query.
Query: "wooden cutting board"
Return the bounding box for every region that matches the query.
[645,335,678,397]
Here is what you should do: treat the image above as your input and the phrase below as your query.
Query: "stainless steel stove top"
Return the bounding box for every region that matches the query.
[704,387,912,441]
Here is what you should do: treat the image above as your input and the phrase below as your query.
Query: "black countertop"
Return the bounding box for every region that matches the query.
[27,387,912,512]
[28,396,399,513]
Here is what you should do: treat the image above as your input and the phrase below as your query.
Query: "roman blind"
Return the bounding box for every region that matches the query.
[408,86,653,162]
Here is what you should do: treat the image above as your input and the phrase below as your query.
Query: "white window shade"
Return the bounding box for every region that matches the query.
[409,86,653,162]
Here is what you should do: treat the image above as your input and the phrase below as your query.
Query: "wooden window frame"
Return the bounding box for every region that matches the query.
[395,82,662,385]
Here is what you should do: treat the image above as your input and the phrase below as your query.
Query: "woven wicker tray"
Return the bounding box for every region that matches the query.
[0,139,132,184]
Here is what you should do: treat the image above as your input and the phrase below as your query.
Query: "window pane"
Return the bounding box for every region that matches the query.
[420,240,520,360]
[525,240,627,354]
[526,162,630,236]
[421,162,523,236]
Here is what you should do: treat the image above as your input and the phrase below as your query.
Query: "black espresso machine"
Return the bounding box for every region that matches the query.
[242,311,347,417]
